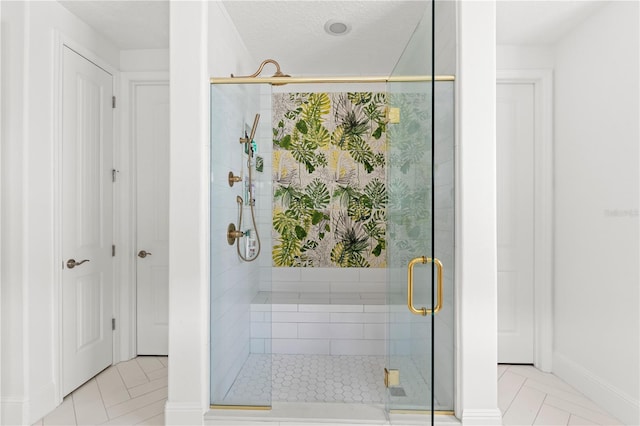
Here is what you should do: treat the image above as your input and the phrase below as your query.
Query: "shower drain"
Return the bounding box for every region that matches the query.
[389,387,407,397]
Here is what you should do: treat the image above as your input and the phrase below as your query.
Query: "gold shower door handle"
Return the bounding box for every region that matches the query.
[407,256,444,316]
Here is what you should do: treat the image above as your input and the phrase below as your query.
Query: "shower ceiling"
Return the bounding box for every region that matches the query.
[220,1,429,75]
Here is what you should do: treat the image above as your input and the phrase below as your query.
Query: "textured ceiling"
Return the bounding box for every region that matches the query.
[220,1,430,76]
[57,1,606,69]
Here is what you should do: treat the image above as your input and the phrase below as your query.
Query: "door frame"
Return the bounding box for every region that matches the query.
[496,69,553,372]
[52,32,119,401]
[117,72,170,361]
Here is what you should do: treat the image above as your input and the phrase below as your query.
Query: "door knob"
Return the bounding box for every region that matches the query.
[66,259,90,269]
[138,250,152,258]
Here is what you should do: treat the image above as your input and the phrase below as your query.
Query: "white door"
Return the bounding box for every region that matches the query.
[62,46,114,395]
[136,83,170,355]
[497,83,535,364]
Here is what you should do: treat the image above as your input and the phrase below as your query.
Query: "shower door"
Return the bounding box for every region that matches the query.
[386,79,436,413]
[385,79,455,415]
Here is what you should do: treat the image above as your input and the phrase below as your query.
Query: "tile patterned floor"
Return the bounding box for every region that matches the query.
[35,357,623,426]
[34,356,167,426]
[498,364,623,425]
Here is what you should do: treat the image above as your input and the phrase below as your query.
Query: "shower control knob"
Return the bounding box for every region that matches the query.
[228,171,242,187]
[138,250,152,258]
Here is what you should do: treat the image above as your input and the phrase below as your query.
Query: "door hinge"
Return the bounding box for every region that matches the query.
[112,169,118,182]
[112,318,116,331]
[384,368,400,387]
[112,95,116,109]
[112,244,116,257]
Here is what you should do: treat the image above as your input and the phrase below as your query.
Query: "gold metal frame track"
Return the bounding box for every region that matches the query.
[210,75,455,85]
[210,405,271,410]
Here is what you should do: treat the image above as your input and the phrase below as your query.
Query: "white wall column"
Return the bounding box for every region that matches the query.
[166,1,210,425]
[456,1,501,424]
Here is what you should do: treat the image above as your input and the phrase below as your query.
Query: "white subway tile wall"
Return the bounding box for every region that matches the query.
[210,83,265,403]
[251,298,388,356]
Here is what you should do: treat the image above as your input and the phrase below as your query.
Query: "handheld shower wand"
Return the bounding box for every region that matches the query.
[239,113,261,146]
[232,113,262,262]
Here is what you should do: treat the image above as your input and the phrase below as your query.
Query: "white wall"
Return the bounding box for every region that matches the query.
[120,49,169,72]
[553,2,639,424]
[497,45,554,70]
[0,2,120,424]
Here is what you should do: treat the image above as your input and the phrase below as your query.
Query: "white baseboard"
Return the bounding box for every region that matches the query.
[165,401,205,426]
[28,381,58,424]
[553,352,639,425]
[461,408,503,425]
[0,396,28,426]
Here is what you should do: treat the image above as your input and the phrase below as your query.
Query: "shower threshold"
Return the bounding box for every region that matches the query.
[204,401,459,425]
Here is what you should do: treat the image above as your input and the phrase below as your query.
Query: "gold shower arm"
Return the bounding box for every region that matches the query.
[231,59,290,78]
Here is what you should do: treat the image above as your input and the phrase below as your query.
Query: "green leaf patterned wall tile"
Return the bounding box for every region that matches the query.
[272,92,388,268]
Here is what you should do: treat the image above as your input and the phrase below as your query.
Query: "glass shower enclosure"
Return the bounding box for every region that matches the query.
[209,0,455,418]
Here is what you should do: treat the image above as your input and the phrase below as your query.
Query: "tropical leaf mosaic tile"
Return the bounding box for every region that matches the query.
[272,92,388,268]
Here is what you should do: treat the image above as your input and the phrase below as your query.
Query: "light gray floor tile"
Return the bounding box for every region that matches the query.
[498,370,527,413]
[135,356,165,375]
[35,358,622,426]
[96,366,130,408]
[72,379,109,425]
[116,359,149,389]
[499,365,623,426]
[136,413,165,425]
[106,387,168,419]
[502,385,546,426]
[42,396,76,425]
[128,376,168,399]
[533,403,571,425]
[145,366,168,381]
[102,399,166,425]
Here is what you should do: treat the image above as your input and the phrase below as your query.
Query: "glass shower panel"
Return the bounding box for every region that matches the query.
[432,80,455,411]
[386,80,435,412]
[386,81,454,413]
[386,0,455,414]
[210,83,272,407]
